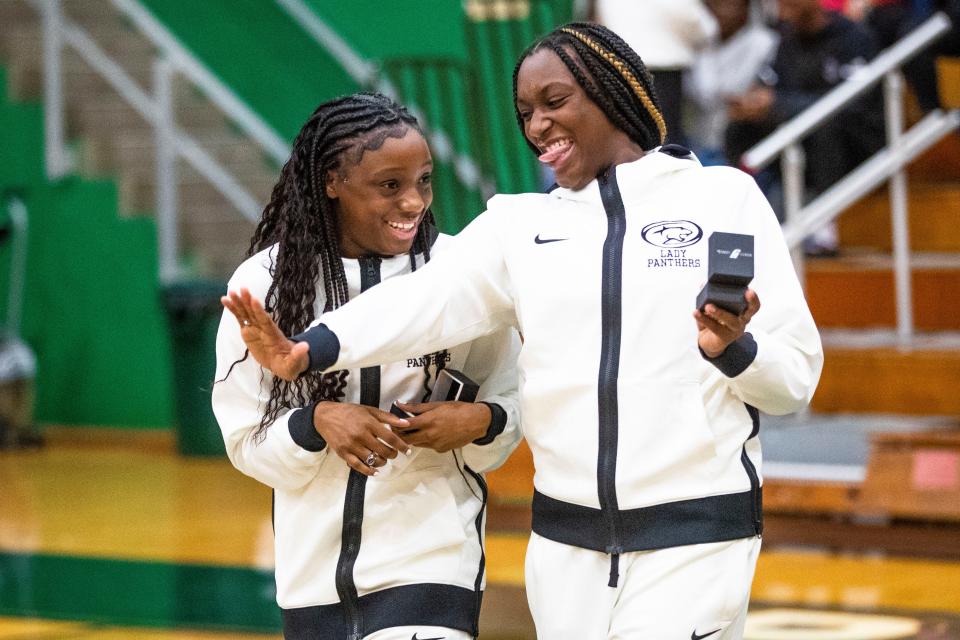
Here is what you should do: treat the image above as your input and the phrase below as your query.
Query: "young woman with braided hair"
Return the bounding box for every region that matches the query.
[212,92,521,640]
[224,25,822,639]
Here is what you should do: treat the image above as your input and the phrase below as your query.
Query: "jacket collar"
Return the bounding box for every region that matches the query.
[550,146,701,206]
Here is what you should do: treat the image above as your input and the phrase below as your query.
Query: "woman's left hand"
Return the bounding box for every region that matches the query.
[394,401,492,453]
[693,288,761,358]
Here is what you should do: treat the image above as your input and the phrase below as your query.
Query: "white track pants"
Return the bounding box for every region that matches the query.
[364,626,472,640]
[525,532,761,640]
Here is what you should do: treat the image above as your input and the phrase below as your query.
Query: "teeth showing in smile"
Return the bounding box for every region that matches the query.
[538,138,573,164]
[388,221,415,231]
[542,138,572,153]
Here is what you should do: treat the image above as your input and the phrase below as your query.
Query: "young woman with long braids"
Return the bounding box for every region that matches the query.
[212,93,521,640]
[224,25,823,639]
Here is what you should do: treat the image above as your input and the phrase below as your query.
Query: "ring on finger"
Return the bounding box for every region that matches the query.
[364,452,378,467]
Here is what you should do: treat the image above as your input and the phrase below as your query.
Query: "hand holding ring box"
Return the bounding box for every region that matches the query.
[390,368,480,423]
[696,232,754,315]
[376,369,481,478]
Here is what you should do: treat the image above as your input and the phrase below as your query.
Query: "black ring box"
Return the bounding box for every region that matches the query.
[696,232,754,315]
[390,368,480,423]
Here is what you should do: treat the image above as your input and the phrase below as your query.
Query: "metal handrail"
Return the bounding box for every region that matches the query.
[274,0,493,195]
[110,0,290,165]
[737,12,958,347]
[741,12,952,172]
[273,0,378,86]
[33,0,291,282]
[781,108,960,246]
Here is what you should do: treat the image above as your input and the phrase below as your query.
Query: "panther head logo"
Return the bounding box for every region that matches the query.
[641,220,703,248]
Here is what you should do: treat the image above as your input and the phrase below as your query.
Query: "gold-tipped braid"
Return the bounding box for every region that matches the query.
[560,27,667,145]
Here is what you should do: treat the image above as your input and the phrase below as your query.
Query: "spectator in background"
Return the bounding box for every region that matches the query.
[726,0,884,253]
[588,0,717,145]
[861,0,912,49]
[820,0,960,110]
[827,0,914,50]
[904,0,960,111]
[686,0,780,165]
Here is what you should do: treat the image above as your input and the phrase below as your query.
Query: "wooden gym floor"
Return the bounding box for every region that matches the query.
[2,431,959,639]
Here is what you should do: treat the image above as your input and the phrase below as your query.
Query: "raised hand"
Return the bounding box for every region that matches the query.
[693,288,761,358]
[221,288,310,381]
[394,401,492,453]
[313,402,412,476]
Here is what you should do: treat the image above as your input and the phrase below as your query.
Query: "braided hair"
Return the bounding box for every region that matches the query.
[511,22,667,154]
[243,93,443,438]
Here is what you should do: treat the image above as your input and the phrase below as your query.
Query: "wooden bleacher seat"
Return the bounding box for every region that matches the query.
[856,428,960,522]
[763,479,861,516]
[938,56,960,109]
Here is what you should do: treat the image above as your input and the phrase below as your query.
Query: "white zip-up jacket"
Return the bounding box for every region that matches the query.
[293,149,823,584]
[212,233,521,638]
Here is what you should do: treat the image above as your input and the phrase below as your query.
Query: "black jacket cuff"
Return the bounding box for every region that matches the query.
[288,402,326,452]
[291,323,340,372]
[472,402,507,446]
[700,332,758,378]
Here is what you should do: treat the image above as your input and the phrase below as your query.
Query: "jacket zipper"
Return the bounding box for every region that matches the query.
[335,256,382,640]
[597,169,627,587]
[741,404,763,535]
[460,455,489,638]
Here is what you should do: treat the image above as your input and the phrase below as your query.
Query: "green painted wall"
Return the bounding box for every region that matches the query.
[16,180,173,428]
[304,0,468,61]
[138,0,359,141]
[0,69,173,428]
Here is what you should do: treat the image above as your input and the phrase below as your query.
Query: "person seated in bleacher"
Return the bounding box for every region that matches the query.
[725,0,885,253]
[685,0,780,166]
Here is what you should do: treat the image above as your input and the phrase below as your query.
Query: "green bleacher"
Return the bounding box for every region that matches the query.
[0,65,173,428]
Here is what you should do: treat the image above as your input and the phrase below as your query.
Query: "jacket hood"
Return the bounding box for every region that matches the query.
[551,146,702,206]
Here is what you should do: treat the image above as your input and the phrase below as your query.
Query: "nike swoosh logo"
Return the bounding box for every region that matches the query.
[411,635,445,640]
[534,234,569,244]
[692,629,721,640]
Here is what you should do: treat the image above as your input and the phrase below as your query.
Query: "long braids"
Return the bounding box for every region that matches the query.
[244,93,441,438]
[511,22,667,153]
